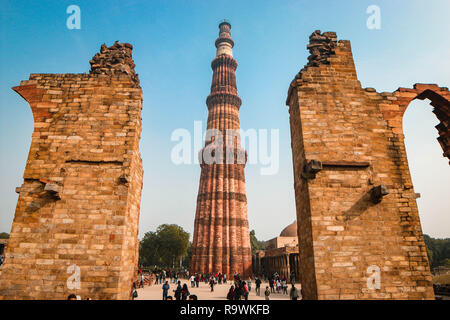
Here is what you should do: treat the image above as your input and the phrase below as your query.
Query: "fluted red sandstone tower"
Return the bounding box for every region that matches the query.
[190,21,252,277]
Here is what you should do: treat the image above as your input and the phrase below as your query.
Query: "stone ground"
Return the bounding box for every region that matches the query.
[135,280,293,300]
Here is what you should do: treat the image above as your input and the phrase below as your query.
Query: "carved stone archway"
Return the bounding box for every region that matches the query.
[386,84,450,163]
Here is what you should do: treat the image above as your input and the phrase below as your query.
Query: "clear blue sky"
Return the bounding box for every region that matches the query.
[1,0,449,240]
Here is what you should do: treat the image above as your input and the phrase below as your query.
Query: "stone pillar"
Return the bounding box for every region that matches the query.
[275,257,278,275]
[277,257,281,274]
[280,256,284,277]
[286,30,440,300]
[0,42,143,300]
[271,257,274,275]
[190,21,252,277]
[281,256,285,276]
[286,255,291,277]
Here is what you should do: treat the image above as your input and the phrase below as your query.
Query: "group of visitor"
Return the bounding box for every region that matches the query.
[263,272,301,299]
[262,283,301,300]
[152,269,184,285]
[132,267,303,301]
[224,274,255,300]
[267,273,289,294]
[134,266,189,289]
[161,280,198,300]
[189,272,227,288]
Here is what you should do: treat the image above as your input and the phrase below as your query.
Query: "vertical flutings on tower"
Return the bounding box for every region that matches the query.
[190,21,252,277]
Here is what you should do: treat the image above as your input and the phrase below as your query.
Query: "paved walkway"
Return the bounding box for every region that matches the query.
[135,280,293,300]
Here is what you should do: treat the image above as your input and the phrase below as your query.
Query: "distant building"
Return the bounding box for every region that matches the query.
[252,221,300,281]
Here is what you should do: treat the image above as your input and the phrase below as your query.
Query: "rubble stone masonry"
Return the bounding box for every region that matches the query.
[0,42,143,300]
[286,30,449,299]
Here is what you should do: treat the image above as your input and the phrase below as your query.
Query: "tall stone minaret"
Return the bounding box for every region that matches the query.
[190,21,252,277]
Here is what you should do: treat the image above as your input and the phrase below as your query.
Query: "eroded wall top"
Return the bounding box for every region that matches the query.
[90,41,140,85]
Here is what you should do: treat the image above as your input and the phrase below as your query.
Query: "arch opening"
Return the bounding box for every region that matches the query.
[403,97,450,241]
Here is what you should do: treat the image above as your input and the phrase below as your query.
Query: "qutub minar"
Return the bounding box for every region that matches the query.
[190,21,252,277]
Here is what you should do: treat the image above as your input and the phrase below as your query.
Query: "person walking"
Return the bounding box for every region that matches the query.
[181,283,190,300]
[264,286,270,300]
[131,282,138,300]
[209,277,215,292]
[174,281,182,300]
[233,283,242,300]
[139,273,144,288]
[149,272,154,286]
[276,279,281,293]
[282,278,288,295]
[243,281,249,300]
[226,285,235,300]
[162,281,170,300]
[269,277,275,293]
[289,284,299,300]
[255,277,261,296]
[247,278,252,292]
[190,275,195,288]
[195,274,200,288]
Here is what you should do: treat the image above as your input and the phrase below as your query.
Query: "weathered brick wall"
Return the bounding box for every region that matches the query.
[0,42,143,300]
[286,31,448,299]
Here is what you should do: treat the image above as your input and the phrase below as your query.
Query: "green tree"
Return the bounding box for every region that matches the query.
[250,230,266,254]
[139,231,160,266]
[0,232,9,239]
[156,224,190,267]
[182,242,192,268]
[424,234,450,269]
[139,224,190,268]
[424,234,434,265]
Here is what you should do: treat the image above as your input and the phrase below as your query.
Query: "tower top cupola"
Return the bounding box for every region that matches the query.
[215,20,234,57]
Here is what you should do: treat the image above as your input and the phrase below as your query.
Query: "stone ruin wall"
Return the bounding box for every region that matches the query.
[0,42,143,300]
[286,30,449,299]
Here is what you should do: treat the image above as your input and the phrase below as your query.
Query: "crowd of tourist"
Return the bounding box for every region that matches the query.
[65,267,302,300]
[130,267,303,300]
[227,272,302,300]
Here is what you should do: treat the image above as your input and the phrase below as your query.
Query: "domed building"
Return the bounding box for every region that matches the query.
[280,221,297,237]
[269,221,298,248]
[252,221,300,281]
